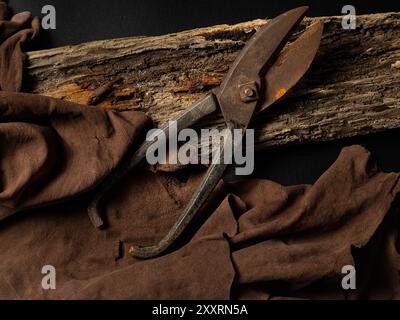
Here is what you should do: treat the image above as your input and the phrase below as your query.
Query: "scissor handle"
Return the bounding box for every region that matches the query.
[87,93,218,227]
[128,126,237,258]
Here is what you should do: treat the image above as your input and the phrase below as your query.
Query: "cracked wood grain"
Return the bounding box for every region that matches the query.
[24,12,400,150]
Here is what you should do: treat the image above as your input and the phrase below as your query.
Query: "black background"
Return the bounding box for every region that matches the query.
[8,0,400,186]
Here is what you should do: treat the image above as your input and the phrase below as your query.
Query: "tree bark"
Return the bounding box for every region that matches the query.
[25,12,400,149]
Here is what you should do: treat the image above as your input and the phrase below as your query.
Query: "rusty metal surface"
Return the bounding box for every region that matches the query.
[88,6,323,259]
[214,6,308,127]
[260,20,324,111]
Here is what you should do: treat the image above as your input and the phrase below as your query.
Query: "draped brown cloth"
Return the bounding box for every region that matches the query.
[0,1,399,299]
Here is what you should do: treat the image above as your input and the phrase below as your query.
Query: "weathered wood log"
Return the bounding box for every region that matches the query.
[25,12,400,150]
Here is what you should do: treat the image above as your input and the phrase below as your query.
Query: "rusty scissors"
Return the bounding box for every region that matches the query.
[88,6,323,258]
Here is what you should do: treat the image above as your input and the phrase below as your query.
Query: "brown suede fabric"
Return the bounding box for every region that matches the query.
[0,2,399,299]
[0,1,39,92]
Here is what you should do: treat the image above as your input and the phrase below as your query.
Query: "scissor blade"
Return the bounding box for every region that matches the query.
[216,6,310,126]
[260,20,323,111]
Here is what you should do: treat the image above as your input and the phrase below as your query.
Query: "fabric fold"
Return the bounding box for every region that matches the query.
[229,146,400,299]
[0,91,151,220]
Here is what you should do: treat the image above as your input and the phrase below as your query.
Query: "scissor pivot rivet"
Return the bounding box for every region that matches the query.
[244,88,255,97]
[239,82,259,102]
